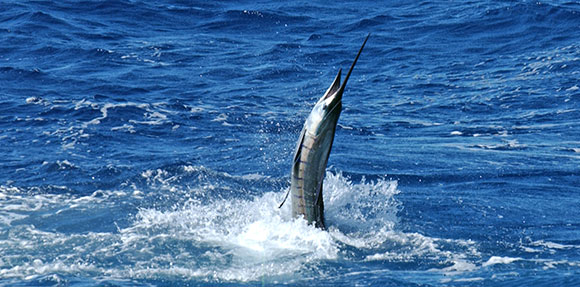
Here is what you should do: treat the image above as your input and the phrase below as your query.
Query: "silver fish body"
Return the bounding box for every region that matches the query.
[280,34,369,229]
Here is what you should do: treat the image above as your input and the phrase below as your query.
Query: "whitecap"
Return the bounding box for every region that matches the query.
[482,256,522,267]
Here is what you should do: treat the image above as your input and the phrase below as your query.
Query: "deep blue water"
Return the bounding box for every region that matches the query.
[1,0,580,286]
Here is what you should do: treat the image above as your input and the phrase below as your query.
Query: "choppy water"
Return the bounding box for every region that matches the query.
[1,0,579,286]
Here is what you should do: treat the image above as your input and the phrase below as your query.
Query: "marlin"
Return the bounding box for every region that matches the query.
[279,34,369,229]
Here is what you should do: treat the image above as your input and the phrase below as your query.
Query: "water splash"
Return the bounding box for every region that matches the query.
[0,171,402,283]
[120,171,399,281]
[2,168,576,285]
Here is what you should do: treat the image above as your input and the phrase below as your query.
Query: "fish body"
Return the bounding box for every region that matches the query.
[280,34,369,229]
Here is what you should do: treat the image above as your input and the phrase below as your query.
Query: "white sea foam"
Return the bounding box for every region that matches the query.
[84,102,151,127]
[531,240,580,250]
[440,260,478,273]
[42,99,177,150]
[5,170,573,283]
[0,171,403,282]
[365,231,479,264]
[0,169,486,283]
[212,113,228,122]
[118,186,342,281]
[482,256,522,267]
[25,97,50,106]
[111,124,136,133]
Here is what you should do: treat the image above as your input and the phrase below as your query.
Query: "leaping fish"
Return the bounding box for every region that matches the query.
[279,34,370,229]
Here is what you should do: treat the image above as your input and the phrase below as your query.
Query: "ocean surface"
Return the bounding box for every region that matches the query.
[1,0,579,286]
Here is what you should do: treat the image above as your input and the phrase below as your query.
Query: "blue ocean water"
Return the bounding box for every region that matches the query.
[1,0,579,286]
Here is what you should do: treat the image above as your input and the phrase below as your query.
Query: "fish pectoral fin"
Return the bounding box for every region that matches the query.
[278,188,290,208]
